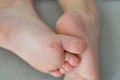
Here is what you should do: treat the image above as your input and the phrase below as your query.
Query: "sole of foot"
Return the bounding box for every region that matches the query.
[56,11,100,80]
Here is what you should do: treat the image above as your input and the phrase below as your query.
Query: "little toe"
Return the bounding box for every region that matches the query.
[61,35,87,54]
[50,69,62,77]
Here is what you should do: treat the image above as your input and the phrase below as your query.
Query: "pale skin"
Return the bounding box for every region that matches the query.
[0,0,99,80]
[57,0,100,80]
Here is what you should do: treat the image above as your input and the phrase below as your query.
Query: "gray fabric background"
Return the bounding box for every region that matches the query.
[0,1,120,80]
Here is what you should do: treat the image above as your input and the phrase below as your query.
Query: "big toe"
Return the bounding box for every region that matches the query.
[61,35,87,54]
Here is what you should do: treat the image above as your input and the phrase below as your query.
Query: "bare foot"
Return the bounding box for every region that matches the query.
[0,0,87,77]
[56,10,100,79]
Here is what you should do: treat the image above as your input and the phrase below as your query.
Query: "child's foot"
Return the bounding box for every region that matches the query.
[0,0,87,77]
[56,10,100,79]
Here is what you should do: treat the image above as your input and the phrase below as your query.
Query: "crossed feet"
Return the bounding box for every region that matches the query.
[0,0,99,80]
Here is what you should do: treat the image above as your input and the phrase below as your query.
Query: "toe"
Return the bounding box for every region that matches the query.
[59,52,80,74]
[61,36,87,54]
[64,62,74,72]
[50,69,62,77]
[59,67,66,74]
[65,52,80,67]
[60,62,74,74]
